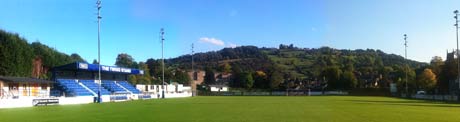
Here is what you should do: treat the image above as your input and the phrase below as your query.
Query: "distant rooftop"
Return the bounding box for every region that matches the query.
[0,76,53,83]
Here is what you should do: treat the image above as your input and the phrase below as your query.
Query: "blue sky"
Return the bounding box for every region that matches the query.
[1,0,459,65]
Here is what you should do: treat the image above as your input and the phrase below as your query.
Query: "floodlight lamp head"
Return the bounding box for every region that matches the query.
[96,0,101,10]
[455,10,459,14]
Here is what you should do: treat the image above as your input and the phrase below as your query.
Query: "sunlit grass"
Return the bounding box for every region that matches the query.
[0,96,459,122]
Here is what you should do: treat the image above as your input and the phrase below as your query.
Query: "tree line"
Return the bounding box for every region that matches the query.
[114,53,191,85]
[0,29,85,78]
[169,44,437,94]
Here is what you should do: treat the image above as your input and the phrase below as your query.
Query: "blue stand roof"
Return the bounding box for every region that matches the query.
[52,62,144,75]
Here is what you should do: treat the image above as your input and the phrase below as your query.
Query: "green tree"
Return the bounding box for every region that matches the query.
[230,64,243,87]
[131,62,139,69]
[0,30,34,77]
[92,59,99,64]
[136,62,152,85]
[127,75,137,85]
[204,68,216,85]
[254,71,268,89]
[393,65,417,92]
[269,71,284,89]
[222,63,232,74]
[242,72,254,89]
[323,66,342,90]
[173,70,191,85]
[70,53,86,62]
[146,58,162,80]
[30,42,77,68]
[430,56,443,75]
[341,71,357,90]
[115,53,135,68]
[31,42,55,67]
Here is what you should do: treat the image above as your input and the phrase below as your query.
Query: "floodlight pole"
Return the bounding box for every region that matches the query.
[192,43,194,76]
[161,28,165,99]
[454,10,460,99]
[404,34,408,97]
[96,0,102,103]
[191,43,195,96]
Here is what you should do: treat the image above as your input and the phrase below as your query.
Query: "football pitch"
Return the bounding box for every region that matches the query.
[0,96,459,122]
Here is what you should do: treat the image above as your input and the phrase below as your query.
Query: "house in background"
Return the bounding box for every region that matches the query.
[188,71,232,92]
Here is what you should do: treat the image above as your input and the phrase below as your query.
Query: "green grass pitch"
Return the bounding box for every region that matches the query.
[0,96,459,122]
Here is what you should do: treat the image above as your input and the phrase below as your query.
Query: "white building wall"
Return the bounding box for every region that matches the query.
[210,86,229,92]
[1,81,8,95]
[136,84,146,92]
[177,84,184,92]
[151,85,157,92]
[0,96,95,108]
[101,95,111,102]
[166,85,175,93]
[1,84,194,109]
[136,84,191,94]
[182,86,191,93]
[59,96,94,105]
[221,87,228,92]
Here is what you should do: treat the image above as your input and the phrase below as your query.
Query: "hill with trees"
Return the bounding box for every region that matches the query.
[162,44,429,92]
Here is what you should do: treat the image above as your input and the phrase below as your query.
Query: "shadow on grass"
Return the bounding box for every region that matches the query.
[345,100,460,108]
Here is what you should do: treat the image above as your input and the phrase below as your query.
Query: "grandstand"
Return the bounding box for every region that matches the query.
[0,62,192,108]
[51,62,145,100]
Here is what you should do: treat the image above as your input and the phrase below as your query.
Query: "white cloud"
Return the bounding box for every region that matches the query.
[199,37,225,46]
[227,43,238,48]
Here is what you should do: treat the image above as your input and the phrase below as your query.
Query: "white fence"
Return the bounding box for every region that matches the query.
[410,94,459,101]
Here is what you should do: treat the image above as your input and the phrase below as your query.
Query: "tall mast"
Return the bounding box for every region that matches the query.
[96,0,102,103]
[454,10,460,98]
[161,28,165,99]
[191,43,195,96]
[404,34,408,96]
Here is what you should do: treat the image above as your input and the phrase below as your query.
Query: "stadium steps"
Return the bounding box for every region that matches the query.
[115,82,133,94]
[78,82,97,96]
[79,80,111,95]
[56,79,93,97]
[117,81,141,94]
[101,80,129,94]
